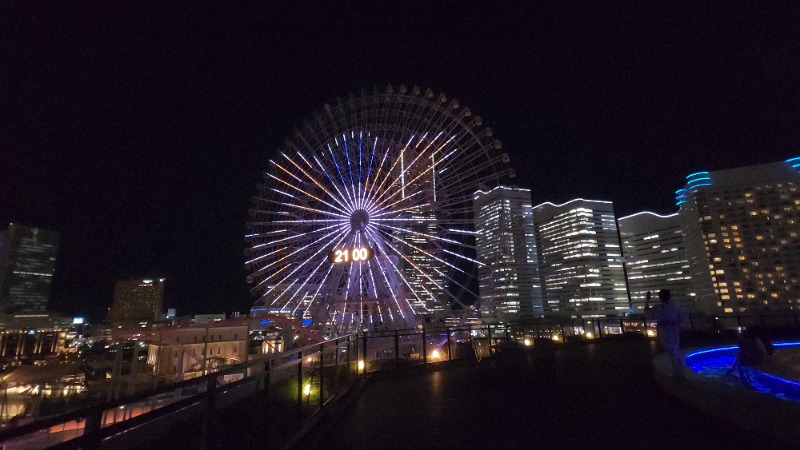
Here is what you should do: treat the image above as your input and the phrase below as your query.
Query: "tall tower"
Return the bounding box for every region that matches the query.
[618,211,695,312]
[677,158,800,314]
[0,224,60,314]
[108,278,165,324]
[532,199,629,317]
[473,186,543,320]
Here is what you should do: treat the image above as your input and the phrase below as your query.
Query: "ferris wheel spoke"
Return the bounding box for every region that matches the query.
[326,143,358,211]
[250,222,344,251]
[366,232,446,309]
[371,222,467,247]
[371,143,449,210]
[282,152,353,214]
[254,226,348,288]
[339,134,359,205]
[369,201,430,219]
[367,135,415,206]
[267,172,350,217]
[372,226,465,275]
[254,197,349,220]
[312,154,356,214]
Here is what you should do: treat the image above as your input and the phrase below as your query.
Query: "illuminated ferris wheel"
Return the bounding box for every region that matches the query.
[246,84,512,335]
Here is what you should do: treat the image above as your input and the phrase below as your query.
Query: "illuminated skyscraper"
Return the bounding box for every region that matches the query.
[0,224,60,314]
[473,187,543,320]
[618,211,695,312]
[532,199,629,317]
[108,278,165,323]
[676,158,800,314]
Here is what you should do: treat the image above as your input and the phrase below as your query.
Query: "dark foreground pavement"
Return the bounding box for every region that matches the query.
[313,337,791,450]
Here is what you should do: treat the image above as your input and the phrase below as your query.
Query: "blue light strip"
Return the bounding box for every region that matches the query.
[786,157,800,163]
[686,171,710,179]
[686,342,800,388]
[685,345,739,359]
[358,132,363,183]
[342,134,355,187]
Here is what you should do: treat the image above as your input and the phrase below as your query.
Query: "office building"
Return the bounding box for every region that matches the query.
[676,157,800,314]
[532,199,629,317]
[473,186,543,320]
[0,224,60,314]
[108,278,165,323]
[618,211,696,312]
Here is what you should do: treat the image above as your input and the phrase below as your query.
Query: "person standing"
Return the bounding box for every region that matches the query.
[645,289,689,380]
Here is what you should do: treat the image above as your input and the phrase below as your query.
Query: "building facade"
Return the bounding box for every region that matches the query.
[0,224,60,314]
[532,199,630,317]
[473,187,543,320]
[677,158,800,315]
[108,278,165,323]
[618,211,696,312]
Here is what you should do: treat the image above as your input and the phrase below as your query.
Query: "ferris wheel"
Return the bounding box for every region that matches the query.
[246,84,512,335]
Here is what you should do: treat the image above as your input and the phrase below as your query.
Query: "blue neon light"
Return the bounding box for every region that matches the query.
[689,183,711,189]
[366,138,376,183]
[685,345,739,359]
[686,171,710,179]
[260,319,271,325]
[342,135,356,187]
[675,189,687,195]
[328,144,350,195]
[786,156,800,163]
[302,318,313,327]
[676,201,686,206]
[791,163,800,169]
[686,342,800,399]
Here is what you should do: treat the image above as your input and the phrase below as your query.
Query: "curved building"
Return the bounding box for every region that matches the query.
[677,158,800,314]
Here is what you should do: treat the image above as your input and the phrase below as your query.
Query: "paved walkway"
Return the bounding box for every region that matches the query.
[316,337,791,449]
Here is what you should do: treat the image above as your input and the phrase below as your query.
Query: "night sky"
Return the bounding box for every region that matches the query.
[3,2,800,320]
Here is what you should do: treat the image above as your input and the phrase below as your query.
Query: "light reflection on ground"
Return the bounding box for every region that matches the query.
[686,342,800,402]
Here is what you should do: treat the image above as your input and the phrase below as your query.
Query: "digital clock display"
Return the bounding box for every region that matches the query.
[329,246,374,263]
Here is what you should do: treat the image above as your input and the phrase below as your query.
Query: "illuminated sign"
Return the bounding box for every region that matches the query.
[329,246,374,264]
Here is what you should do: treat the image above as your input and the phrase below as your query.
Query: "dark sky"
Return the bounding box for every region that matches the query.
[3,1,800,320]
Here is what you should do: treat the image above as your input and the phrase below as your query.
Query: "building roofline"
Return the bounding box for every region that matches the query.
[532,198,613,209]
[618,211,678,221]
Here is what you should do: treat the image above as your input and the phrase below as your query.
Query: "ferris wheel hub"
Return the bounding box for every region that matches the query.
[350,209,370,231]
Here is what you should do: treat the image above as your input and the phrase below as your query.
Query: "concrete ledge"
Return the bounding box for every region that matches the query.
[654,348,800,446]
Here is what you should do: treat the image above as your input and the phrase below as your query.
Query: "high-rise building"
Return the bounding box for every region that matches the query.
[532,199,630,317]
[473,186,543,320]
[676,157,800,315]
[618,211,696,312]
[108,278,165,323]
[0,224,60,314]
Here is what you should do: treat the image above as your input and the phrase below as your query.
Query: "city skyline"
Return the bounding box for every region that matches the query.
[4,2,799,319]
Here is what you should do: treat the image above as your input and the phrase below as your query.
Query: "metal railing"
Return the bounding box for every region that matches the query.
[1,313,799,449]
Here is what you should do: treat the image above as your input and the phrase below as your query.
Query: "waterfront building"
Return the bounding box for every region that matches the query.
[144,323,249,381]
[618,211,696,312]
[108,278,165,324]
[473,186,543,320]
[532,199,629,317]
[676,157,800,314]
[0,224,60,314]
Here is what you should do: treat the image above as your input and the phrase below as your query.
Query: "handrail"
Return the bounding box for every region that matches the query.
[2,312,800,448]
